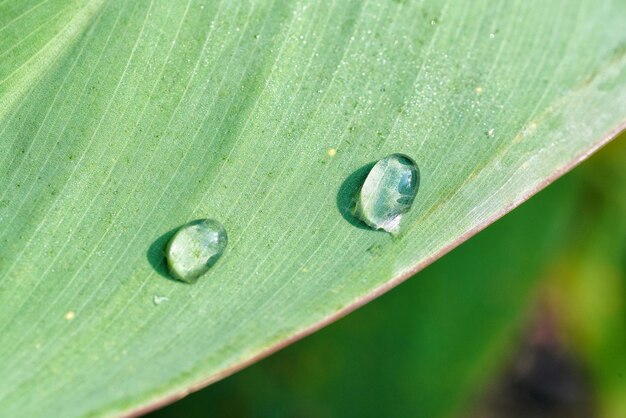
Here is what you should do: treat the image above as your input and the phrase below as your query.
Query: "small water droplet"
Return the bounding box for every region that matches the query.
[153,295,169,305]
[489,33,495,39]
[165,219,228,283]
[353,154,419,234]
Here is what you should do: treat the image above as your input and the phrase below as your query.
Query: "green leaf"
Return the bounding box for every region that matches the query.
[0,1,624,416]
[150,165,581,418]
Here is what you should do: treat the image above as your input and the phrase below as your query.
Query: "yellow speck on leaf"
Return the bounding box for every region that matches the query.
[474,86,483,94]
[327,148,337,157]
[64,311,75,321]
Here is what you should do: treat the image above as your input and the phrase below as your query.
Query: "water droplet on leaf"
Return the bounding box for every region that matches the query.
[353,154,419,234]
[165,219,228,283]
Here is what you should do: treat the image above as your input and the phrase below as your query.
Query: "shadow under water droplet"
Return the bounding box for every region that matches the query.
[336,162,376,230]
[147,227,180,281]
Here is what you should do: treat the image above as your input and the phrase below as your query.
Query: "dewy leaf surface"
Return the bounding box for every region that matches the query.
[0,1,625,416]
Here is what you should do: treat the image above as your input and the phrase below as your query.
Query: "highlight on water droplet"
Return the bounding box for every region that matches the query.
[165,219,228,283]
[353,153,419,234]
[153,295,169,305]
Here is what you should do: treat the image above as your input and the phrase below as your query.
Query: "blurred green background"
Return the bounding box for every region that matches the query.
[149,132,626,418]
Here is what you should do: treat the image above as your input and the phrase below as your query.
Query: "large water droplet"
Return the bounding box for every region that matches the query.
[353,153,419,234]
[165,219,228,283]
